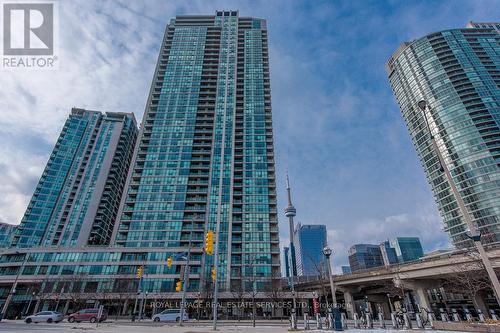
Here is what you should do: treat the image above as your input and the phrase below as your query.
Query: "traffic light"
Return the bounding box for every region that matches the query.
[175,280,182,292]
[211,267,216,281]
[136,265,144,279]
[205,230,214,255]
[167,256,173,268]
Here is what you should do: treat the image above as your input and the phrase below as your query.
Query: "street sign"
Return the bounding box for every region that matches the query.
[313,297,320,315]
[97,305,104,321]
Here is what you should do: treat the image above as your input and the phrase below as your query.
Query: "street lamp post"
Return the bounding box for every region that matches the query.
[1,251,28,318]
[179,230,192,327]
[25,291,35,316]
[322,246,337,307]
[141,291,148,319]
[418,100,500,305]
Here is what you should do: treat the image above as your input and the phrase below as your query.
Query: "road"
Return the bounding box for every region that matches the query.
[0,319,470,332]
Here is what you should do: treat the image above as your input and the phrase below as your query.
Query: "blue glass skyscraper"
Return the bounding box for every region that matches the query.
[11,109,137,248]
[380,240,398,266]
[389,237,424,262]
[387,25,500,248]
[294,223,327,276]
[348,244,384,272]
[112,11,279,292]
[283,246,290,277]
[0,222,15,248]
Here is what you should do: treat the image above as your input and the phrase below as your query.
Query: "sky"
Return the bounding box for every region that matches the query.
[0,0,497,270]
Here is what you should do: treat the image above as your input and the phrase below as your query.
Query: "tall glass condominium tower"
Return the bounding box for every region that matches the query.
[12,109,138,248]
[112,11,279,292]
[293,223,327,276]
[386,26,500,248]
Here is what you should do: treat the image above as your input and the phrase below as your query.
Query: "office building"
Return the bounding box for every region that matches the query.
[294,223,327,276]
[112,11,279,291]
[348,244,384,272]
[380,240,398,266]
[341,265,351,275]
[0,222,16,248]
[389,237,424,262]
[386,25,500,248]
[283,246,290,277]
[11,109,137,248]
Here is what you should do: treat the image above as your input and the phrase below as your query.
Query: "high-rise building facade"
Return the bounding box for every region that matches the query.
[386,26,500,248]
[112,11,279,292]
[348,244,384,272]
[283,246,290,277]
[0,222,15,248]
[380,240,398,266]
[389,237,424,262]
[341,265,351,275]
[467,21,500,34]
[11,109,137,248]
[294,223,327,276]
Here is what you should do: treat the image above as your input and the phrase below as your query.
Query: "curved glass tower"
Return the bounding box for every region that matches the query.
[386,26,500,248]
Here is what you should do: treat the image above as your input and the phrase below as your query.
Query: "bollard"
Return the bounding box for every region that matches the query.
[303,313,310,330]
[353,313,360,329]
[341,313,348,330]
[391,312,398,329]
[490,309,499,321]
[478,309,485,322]
[290,310,297,330]
[403,312,412,329]
[464,309,473,322]
[366,312,373,329]
[328,308,335,331]
[316,313,322,329]
[378,312,385,329]
[452,309,460,322]
[415,313,423,328]
[439,308,449,322]
[428,311,435,329]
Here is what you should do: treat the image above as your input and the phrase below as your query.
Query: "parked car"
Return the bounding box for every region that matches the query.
[152,309,188,322]
[25,311,64,323]
[68,308,108,323]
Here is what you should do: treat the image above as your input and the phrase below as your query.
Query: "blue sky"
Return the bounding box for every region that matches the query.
[0,0,497,269]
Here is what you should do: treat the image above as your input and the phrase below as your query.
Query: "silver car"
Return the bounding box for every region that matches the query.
[25,311,64,323]
[152,309,188,322]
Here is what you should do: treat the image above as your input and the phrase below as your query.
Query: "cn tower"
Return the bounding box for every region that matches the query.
[285,174,298,277]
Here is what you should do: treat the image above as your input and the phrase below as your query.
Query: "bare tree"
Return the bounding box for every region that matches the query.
[197,278,214,320]
[230,271,248,322]
[305,252,330,314]
[379,265,408,312]
[242,254,269,327]
[263,270,287,319]
[442,253,492,312]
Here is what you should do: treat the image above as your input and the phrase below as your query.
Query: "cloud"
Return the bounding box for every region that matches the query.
[326,207,453,271]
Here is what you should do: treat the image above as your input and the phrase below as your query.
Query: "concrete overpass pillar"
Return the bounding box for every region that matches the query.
[414,286,431,310]
[33,299,41,314]
[474,293,489,317]
[63,300,70,314]
[343,290,355,319]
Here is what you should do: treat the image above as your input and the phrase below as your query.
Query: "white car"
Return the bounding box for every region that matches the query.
[152,309,188,322]
[25,311,64,323]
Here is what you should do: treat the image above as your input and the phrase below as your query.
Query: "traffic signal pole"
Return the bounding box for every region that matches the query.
[138,266,145,321]
[133,265,144,321]
[212,224,221,330]
[179,230,192,326]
